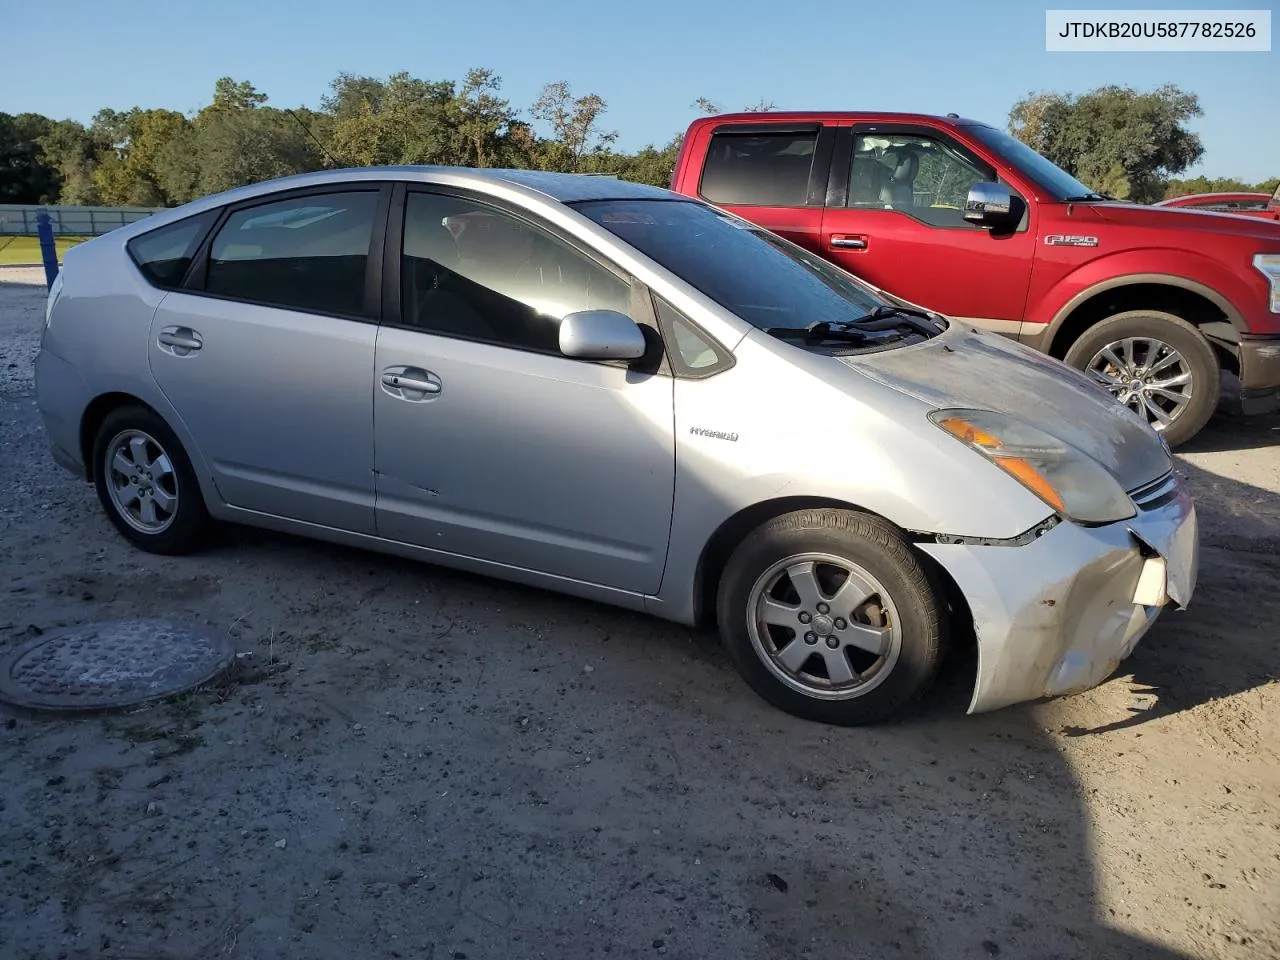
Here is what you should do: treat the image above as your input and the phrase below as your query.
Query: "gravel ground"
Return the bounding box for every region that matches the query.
[1,264,1277,960]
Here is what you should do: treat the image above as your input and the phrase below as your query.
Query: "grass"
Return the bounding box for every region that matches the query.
[0,235,90,265]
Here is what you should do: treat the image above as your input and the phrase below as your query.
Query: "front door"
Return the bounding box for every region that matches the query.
[148,185,388,533]
[821,125,1037,335]
[372,188,676,594]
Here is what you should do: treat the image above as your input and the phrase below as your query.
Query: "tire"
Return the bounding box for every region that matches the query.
[1061,310,1220,448]
[92,405,209,555]
[715,509,946,726]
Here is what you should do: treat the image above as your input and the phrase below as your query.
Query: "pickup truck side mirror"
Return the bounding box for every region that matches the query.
[559,309,648,361]
[964,181,1025,231]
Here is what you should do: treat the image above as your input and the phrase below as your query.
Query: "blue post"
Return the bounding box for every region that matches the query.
[36,212,59,289]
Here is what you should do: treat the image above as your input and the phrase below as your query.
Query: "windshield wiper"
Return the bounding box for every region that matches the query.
[1062,192,1109,202]
[765,323,873,344]
[836,304,943,336]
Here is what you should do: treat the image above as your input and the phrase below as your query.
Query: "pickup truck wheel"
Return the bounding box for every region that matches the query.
[715,509,946,726]
[1062,310,1220,448]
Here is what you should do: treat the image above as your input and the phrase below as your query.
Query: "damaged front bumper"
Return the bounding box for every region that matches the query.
[918,472,1199,714]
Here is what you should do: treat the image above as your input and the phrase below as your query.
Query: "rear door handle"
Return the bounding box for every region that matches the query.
[829,234,868,250]
[157,326,203,356]
[381,366,441,401]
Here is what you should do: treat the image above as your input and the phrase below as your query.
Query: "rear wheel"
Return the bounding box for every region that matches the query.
[715,509,946,726]
[92,406,209,555]
[1062,310,1220,448]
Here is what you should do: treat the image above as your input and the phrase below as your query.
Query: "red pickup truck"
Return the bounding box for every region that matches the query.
[670,112,1280,446]
[1154,189,1279,220]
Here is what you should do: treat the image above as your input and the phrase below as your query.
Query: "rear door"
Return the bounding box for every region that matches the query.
[148,183,390,533]
[820,124,1037,335]
[689,121,837,257]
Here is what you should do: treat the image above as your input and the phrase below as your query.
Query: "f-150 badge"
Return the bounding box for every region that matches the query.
[1044,234,1099,247]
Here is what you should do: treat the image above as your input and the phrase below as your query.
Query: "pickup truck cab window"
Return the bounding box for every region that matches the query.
[699,129,819,207]
[848,132,997,228]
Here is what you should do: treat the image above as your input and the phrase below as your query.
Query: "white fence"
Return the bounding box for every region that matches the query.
[0,204,163,237]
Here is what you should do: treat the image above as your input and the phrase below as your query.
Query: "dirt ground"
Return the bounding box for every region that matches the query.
[1,265,1277,960]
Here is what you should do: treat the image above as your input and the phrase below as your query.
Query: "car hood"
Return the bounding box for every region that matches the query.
[838,324,1172,493]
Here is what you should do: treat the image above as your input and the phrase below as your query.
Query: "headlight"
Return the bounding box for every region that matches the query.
[930,408,1136,525]
[1255,254,1280,313]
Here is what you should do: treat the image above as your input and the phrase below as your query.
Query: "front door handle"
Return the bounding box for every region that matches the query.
[829,234,868,250]
[157,326,203,356]
[381,366,441,401]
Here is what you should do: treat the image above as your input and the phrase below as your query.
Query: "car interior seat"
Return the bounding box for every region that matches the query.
[878,148,919,208]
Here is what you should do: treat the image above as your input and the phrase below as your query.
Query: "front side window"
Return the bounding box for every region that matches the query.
[962,123,1098,201]
[848,133,996,227]
[400,192,631,353]
[205,191,379,316]
[576,199,887,333]
[126,211,217,289]
[699,130,818,207]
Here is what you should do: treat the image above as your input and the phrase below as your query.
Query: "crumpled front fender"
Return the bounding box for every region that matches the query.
[918,477,1198,714]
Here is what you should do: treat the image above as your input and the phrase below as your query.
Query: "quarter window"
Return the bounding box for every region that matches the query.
[400,192,631,354]
[847,133,996,227]
[126,211,217,289]
[204,191,379,316]
[700,130,818,207]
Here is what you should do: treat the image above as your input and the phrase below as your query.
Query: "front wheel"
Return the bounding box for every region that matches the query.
[715,509,947,726]
[1062,309,1220,448]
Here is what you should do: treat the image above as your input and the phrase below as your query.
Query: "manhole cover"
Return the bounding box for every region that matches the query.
[0,619,234,712]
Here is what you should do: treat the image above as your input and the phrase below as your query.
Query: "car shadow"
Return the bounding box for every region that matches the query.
[1179,383,1280,454]
[196,516,1229,958]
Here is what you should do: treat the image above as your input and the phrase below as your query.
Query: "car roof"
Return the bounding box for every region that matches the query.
[229,166,673,204]
[1155,191,1271,205]
[691,111,988,128]
[101,166,679,245]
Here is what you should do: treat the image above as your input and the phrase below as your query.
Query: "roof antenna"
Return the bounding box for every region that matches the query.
[285,108,342,167]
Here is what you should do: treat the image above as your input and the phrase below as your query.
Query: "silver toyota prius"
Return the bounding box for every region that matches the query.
[34,167,1199,725]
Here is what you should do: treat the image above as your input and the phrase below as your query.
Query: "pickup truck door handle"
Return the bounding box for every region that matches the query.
[829,234,868,250]
[157,326,203,356]
[381,366,442,401]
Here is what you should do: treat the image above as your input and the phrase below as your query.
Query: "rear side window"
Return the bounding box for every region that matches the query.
[205,191,379,316]
[126,212,216,289]
[699,130,817,206]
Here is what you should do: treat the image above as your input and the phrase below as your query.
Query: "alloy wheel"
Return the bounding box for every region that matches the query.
[104,429,180,534]
[746,552,903,700]
[1086,337,1193,431]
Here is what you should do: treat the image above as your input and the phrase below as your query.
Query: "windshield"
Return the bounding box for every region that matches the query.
[963,123,1099,201]
[573,199,888,331]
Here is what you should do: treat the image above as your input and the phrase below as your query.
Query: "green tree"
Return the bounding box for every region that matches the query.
[452,68,523,168]
[1009,84,1204,203]
[36,119,102,204]
[0,112,58,203]
[89,107,191,205]
[326,71,462,167]
[530,81,617,171]
[1163,175,1257,199]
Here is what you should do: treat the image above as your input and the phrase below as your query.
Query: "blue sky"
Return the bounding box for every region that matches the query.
[6,0,1277,182]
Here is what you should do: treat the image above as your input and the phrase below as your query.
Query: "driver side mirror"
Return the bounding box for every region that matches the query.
[559,309,647,361]
[964,181,1025,231]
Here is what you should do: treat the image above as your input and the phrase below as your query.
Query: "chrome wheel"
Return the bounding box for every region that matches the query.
[104,430,179,534]
[746,552,902,701]
[1086,337,1192,431]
